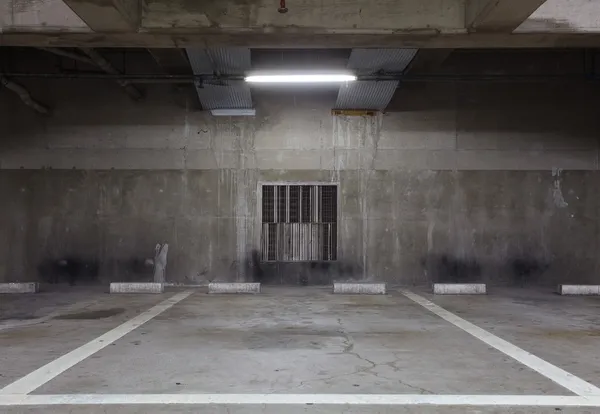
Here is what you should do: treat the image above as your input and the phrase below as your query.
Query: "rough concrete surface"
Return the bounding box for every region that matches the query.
[557,285,600,295]
[418,287,600,390]
[1,52,600,288]
[517,0,600,32]
[3,408,600,414]
[110,283,164,294]
[1,288,600,413]
[0,282,39,293]
[433,283,487,295]
[27,287,568,395]
[2,0,600,44]
[0,289,167,389]
[208,282,260,294]
[333,282,386,294]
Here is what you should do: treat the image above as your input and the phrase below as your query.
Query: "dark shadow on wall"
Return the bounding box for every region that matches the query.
[0,78,199,154]
[37,256,155,285]
[511,257,550,287]
[421,253,551,287]
[102,258,156,283]
[245,249,362,285]
[37,257,99,286]
[386,80,600,151]
[422,254,482,283]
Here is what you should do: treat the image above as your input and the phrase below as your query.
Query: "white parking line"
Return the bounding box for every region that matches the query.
[1,394,600,407]
[401,290,600,397]
[0,290,193,396]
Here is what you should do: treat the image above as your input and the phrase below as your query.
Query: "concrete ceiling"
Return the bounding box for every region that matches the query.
[1,0,600,48]
[1,0,599,115]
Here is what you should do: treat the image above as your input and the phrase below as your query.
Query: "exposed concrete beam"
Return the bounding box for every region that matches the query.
[80,48,143,100]
[403,49,454,74]
[466,0,547,32]
[38,47,96,66]
[148,48,192,75]
[2,32,600,49]
[61,0,141,32]
[3,0,598,37]
[141,0,464,32]
[147,48,199,108]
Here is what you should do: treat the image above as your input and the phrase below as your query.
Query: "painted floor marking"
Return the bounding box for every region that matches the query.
[1,394,600,407]
[0,290,193,396]
[401,290,600,397]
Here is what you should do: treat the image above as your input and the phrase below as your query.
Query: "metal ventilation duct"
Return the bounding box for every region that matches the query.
[196,81,253,110]
[335,81,398,111]
[186,49,213,75]
[346,48,417,73]
[186,48,253,112]
[335,48,417,110]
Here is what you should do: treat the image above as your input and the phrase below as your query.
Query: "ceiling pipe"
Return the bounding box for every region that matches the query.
[0,75,49,114]
[79,48,144,101]
[1,72,598,83]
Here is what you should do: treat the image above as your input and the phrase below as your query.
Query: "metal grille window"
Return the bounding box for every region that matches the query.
[261,184,337,262]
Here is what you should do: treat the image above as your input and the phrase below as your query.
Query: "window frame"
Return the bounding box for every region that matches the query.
[256,181,340,263]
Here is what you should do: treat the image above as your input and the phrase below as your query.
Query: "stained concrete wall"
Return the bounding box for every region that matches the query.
[1,74,600,286]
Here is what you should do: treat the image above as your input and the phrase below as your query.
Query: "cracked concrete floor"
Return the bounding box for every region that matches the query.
[4,286,600,413]
[31,287,563,395]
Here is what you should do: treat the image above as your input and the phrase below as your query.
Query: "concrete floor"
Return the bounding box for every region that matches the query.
[1,286,600,413]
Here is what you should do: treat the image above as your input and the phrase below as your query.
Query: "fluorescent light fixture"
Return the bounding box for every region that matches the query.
[210,108,256,116]
[245,74,356,83]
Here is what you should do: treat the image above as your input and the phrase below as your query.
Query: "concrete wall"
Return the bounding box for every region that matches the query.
[1,75,600,286]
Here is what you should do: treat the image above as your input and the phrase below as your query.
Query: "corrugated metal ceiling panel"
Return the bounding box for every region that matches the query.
[195,81,253,110]
[185,48,213,74]
[347,48,417,73]
[186,48,251,75]
[186,48,253,111]
[335,81,399,110]
[208,48,251,73]
[335,48,416,110]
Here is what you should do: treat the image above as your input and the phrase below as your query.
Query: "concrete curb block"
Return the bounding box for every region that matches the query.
[0,283,39,293]
[433,283,486,295]
[110,283,164,294]
[333,282,386,295]
[558,285,600,295]
[208,283,261,294]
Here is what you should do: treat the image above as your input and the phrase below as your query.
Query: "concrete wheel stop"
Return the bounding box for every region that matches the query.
[557,284,600,295]
[0,283,39,293]
[208,282,261,294]
[433,283,487,295]
[332,282,386,294]
[110,283,165,293]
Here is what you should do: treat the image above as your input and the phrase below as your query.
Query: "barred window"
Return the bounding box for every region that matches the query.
[261,184,337,262]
